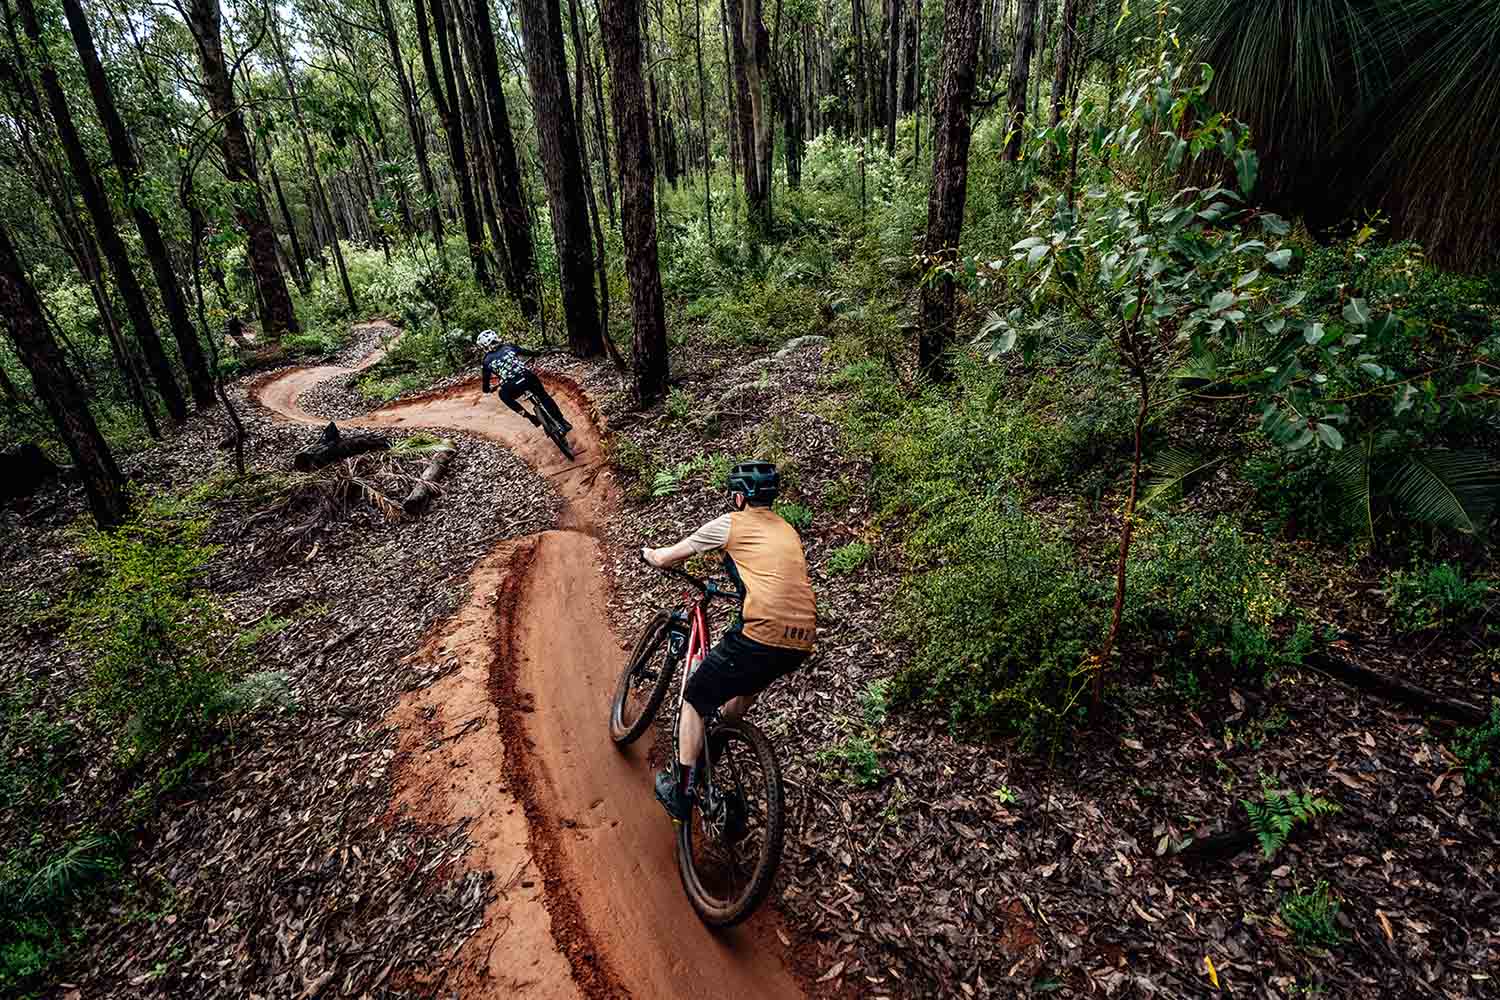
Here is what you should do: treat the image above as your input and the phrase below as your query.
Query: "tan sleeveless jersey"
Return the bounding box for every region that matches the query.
[684,507,817,651]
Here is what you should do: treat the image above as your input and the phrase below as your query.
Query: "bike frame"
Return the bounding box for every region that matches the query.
[663,570,738,792]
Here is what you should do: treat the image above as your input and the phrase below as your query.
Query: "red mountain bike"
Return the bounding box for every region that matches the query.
[609,560,786,927]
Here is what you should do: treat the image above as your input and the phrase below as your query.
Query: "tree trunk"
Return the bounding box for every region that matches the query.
[601,0,669,406]
[294,423,391,472]
[901,7,918,112]
[725,0,768,237]
[0,221,127,528]
[884,0,901,154]
[262,135,313,293]
[720,0,739,212]
[17,0,188,420]
[417,0,495,293]
[583,22,617,227]
[379,0,445,253]
[184,0,300,338]
[269,22,358,315]
[694,0,714,239]
[62,0,213,409]
[448,2,509,284]
[916,0,981,378]
[1003,0,1038,160]
[1050,0,1079,126]
[403,440,457,513]
[471,0,541,316]
[517,0,603,356]
[566,0,618,368]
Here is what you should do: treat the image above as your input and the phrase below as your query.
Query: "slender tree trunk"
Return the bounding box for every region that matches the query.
[884,0,901,154]
[0,221,127,528]
[418,0,495,292]
[1050,0,1078,125]
[17,0,188,419]
[1003,0,1038,159]
[517,0,603,355]
[693,0,714,238]
[583,19,616,227]
[601,0,668,405]
[901,7,917,112]
[184,0,300,338]
[447,3,508,283]
[566,0,617,367]
[62,0,213,409]
[261,135,313,292]
[269,23,358,314]
[720,0,739,212]
[917,0,981,378]
[380,0,445,252]
[472,0,540,315]
[725,0,767,236]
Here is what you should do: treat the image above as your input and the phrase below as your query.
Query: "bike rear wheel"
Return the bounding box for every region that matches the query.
[609,611,678,745]
[676,718,784,927]
[532,396,575,461]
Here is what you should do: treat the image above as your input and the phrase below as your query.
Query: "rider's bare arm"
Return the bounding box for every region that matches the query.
[643,513,732,568]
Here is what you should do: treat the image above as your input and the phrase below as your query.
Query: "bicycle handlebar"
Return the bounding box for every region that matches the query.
[638,551,743,602]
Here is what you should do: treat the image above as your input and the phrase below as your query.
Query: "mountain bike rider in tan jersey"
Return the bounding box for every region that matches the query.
[641,461,817,821]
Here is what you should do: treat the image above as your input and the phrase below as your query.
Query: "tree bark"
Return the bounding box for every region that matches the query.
[1050,0,1079,126]
[294,423,391,472]
[379,0,446,252]
[566,0,618,368]
[16,0,188,420]
[471,0,540,315]
[261,133,313,293]
[62,0,213,409]
[884,0,901,154]
[447,1,509,285]
[1003,0,1038,160]
[601,0,669,406]
[0,221,127,528]
[269,21,358,315]
[403,440,457,513]
[725,0,768,236]
[916,0,981,378]
[184,0,301,339]
[419,0,496,293]
[517,0,603,355]
[694,0,714,237]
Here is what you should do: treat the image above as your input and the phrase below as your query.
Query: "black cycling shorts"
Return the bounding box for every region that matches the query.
[684,628,808,716]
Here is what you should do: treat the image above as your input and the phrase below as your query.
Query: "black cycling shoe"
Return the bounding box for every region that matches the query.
[654,769,691,822]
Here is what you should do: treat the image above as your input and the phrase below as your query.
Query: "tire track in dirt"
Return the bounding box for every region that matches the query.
[252,323,803,999]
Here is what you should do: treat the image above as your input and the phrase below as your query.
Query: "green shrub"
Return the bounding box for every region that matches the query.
[1384,562,1491,633]
[890,493,1093,750]
[814,735,883,787]
[774,501,813,530]
[69,502,236,760]
[826,541,871,575]
[1127,514,1310,678]
[1280,881,1345,949]
[1452,699,1500,799]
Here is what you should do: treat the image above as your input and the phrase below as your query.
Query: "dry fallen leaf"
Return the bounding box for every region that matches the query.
[816,961,846,983]
[1204,955,1219,989]
[1377,910,1394,942]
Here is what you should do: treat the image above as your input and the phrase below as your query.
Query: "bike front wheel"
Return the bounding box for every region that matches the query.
[609,611,678,745]
[676,718,785,927]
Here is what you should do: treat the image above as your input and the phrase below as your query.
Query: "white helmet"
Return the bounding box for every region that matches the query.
[476,329,502,351]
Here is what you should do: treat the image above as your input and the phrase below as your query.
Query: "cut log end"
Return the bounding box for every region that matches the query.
[402,441,457,515]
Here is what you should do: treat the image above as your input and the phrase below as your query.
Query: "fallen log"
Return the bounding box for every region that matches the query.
[293,422,389,472]
[1304,650,1488,727]
[402,440,457,514]
[1,443,59,502]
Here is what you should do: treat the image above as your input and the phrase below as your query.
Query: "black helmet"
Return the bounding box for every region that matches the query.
[728,461,779,503]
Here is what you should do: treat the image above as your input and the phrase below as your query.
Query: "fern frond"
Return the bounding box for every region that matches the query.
[1387,449,1500,534]
[1328,437,1376,538]
[1141,448,1226,509]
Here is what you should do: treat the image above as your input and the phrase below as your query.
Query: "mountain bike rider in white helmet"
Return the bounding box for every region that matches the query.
[477,329,571,433]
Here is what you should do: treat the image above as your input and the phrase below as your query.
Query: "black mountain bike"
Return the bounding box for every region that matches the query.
[520,386,573,460]
[609,560,786,927]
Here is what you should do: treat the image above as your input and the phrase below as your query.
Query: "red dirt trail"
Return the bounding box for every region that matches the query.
[251,323,804,999]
